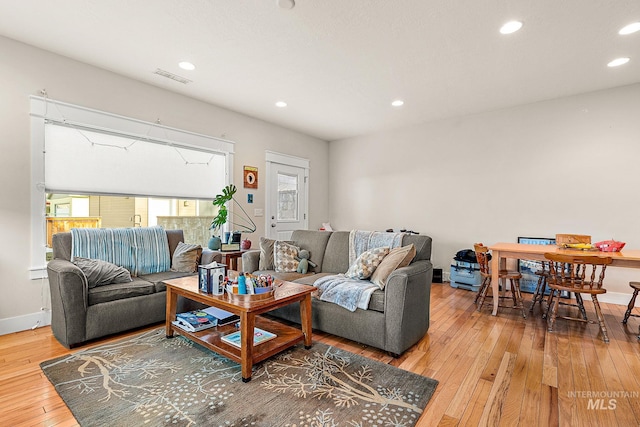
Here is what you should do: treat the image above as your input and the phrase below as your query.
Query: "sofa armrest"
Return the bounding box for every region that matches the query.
[383,260,433,355]
[242,250,260,273]
[47,259,89,348]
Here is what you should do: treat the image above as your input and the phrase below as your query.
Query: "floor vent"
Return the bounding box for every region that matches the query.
[153,68,192,84]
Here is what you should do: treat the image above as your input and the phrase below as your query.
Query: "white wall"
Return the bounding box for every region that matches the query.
[0,36,329,333]
[329,83,640,303]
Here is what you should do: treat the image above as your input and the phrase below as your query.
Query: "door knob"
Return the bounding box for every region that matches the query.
[271,224,276,228]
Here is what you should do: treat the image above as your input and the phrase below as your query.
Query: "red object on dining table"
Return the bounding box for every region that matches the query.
[594,240,626,252]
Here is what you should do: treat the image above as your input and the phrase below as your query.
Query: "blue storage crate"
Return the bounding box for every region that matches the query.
[450,261,482,292]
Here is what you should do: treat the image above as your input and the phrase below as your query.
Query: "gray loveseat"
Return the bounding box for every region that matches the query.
[47,229,219,348]
[242,230,433,355]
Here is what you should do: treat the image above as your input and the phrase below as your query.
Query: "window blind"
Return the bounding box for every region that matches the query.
[44,123,226,199]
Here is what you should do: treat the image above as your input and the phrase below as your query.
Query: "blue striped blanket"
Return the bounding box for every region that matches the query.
[71,226,171,276]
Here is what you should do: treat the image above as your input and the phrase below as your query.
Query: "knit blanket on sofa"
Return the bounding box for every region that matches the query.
[71,226,171,276]
[313,274,378,312]
[349,230,404,265]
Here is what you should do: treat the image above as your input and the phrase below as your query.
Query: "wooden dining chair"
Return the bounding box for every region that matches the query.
[474,243,526,318]
[531,261,577,320]
[622,282,640,324]
[544,252,612,343]
[622,282,640,341]
[529,261,550,313]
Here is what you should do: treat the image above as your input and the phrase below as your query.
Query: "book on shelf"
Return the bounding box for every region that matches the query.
[202,306,240,326]
[172,320,212,333]
[221,327,277,348]
[174,310,218,332]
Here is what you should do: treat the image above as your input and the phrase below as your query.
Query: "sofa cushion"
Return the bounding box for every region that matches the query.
[321,231,351,274]
[402,234,432,261]
[290,230,332,272]
[139,271,197,292]
[292,272,336,286]
[72,257,132,288]
[370,244,416,289]
[88,279,156,305]
[345,247,390,280]
[171,242,202,273]
[166,229,186,258]
[274,241,300,272]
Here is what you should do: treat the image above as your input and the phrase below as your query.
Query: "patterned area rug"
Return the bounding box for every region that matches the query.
[41,328,438,426]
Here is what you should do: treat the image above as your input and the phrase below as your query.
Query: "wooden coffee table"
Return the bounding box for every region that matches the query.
[164,276,314,382]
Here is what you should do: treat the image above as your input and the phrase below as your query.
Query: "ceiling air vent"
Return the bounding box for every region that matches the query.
[153,68,192,84]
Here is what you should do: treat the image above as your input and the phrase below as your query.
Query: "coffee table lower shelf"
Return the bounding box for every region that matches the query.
[168,316,306,378]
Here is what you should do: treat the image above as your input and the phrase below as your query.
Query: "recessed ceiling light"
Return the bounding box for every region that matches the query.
[391,100,404,107]
[607,57,630,67]
[275,101,287,108]
[619,22,640,35]
[178,61,195,71]
[500,20,523,34]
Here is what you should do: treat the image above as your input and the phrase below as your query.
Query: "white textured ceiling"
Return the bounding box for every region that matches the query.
[1,0,639,141]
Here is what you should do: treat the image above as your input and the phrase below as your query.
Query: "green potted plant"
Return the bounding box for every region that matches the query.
[209,184,256,250]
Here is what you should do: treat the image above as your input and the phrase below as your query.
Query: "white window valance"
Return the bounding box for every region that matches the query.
[43,123,227,199]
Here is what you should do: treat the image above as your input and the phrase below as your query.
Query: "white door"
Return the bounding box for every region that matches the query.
[265,152,309,240]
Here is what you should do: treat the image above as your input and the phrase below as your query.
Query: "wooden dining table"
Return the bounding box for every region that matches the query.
[487,242,640,316]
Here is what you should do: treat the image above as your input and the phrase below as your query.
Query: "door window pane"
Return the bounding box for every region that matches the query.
[277,173,298,221]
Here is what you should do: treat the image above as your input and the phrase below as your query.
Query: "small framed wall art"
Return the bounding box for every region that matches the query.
[243,166,258,188]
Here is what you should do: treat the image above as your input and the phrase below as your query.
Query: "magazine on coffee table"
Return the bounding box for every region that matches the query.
[221,327,277,348]
[173,310,218,332]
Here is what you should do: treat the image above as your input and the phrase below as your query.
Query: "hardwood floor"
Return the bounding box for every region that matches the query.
[1,283,639,426]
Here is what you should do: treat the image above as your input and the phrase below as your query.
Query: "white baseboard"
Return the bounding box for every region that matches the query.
[597,291,638,307]
[0,310,51,336]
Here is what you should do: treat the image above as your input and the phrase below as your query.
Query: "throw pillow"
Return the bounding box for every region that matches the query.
[259,237,277,270]
[345,246,390,280]
[171,241,203,273]
[274,241,300,273]
[72,257,132,288]
[370,244,416,289]
[260,237,293,270]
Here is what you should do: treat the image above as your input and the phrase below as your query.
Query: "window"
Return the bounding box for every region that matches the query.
[45,194,217,261]
[30,97,235,278]
[277,173,299,221]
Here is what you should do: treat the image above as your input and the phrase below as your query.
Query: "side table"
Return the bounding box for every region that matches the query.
[204,249,247,271]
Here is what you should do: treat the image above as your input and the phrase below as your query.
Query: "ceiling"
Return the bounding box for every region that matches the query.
[1,0,639,141]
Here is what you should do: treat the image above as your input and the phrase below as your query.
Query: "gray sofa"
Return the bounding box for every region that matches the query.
[47,229,219,348]
[242,230,433,355]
